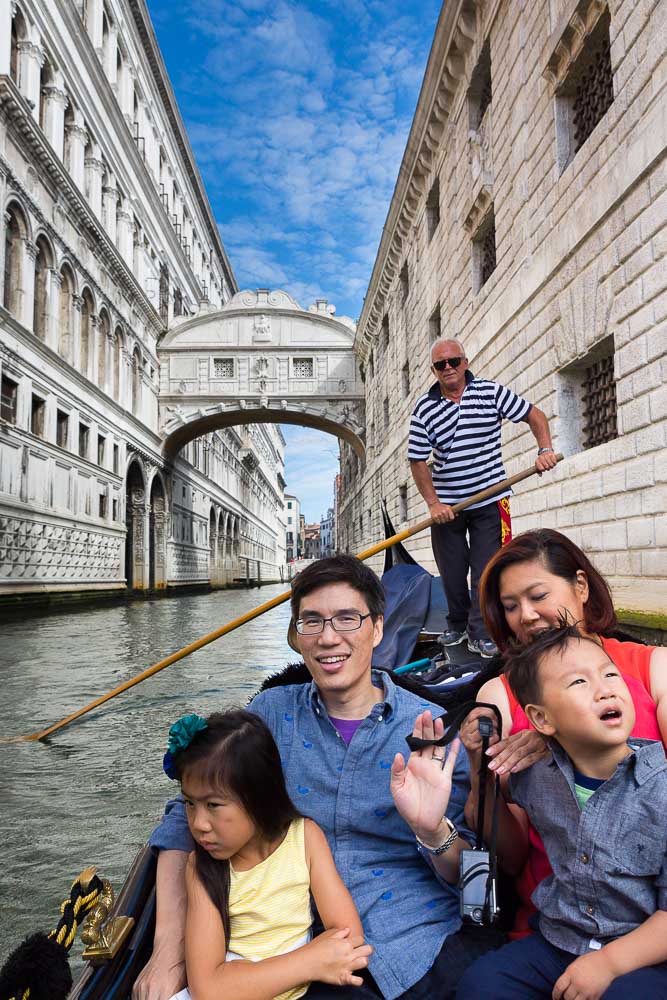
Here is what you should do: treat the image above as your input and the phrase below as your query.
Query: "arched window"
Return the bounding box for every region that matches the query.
[33,236,53,340]
[113,326,122,400]
[80,288,93,376]
[132,348,141,415]
[97,308,110,390]
[173,287,183,317]
[58,264,75,362]
[3,204,27,315]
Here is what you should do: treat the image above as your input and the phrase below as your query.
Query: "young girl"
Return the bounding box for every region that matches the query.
[162,709,372,1000]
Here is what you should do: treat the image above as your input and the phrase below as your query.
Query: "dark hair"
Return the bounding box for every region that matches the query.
[173,709,300,940]
[504,620,600,708]
[479,529,617,650]
[290,554,385,622]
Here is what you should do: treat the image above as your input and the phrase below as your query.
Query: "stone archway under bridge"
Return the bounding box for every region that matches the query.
[157,289,365,458]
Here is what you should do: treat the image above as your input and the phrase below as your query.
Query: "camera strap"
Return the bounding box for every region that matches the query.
[406,700,503,925]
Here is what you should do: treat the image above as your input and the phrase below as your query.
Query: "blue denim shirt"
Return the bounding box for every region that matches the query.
[511,738,667,955]
[150,670,472,999]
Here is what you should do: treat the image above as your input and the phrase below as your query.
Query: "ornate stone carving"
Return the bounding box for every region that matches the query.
[543,0,607,89]
[0,517,122,581]
[252,314,272,342]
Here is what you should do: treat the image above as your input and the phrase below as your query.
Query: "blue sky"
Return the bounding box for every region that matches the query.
[147,0,441,521]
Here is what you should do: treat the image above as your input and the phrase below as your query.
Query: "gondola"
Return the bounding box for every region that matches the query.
[7,462,542,1000]
[58,509,489,1000]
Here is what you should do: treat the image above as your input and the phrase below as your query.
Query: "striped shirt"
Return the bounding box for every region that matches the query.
[407,370,531,507]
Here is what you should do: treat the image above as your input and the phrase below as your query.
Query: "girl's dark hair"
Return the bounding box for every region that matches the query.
[479,529,617,650]
[173,709,300,940]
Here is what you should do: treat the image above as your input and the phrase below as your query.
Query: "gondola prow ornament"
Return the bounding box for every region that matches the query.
[0,867,133,1000]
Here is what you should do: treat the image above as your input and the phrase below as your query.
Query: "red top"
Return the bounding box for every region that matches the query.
[498,637,659,938]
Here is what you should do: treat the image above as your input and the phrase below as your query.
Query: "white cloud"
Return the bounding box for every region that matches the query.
[154,0,441,317]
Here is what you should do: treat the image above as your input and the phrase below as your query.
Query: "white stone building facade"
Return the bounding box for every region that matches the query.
[339,0,666,618]
[285,493,301,562]
[0,0,287,599]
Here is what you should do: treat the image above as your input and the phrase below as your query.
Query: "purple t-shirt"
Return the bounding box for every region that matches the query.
[329,716,363,745]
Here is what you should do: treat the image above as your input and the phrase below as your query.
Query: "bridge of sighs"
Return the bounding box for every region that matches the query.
[158,288,365,458]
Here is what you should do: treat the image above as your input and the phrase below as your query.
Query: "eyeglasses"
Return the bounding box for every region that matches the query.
[432,357,464,371]
[294,612,373,635]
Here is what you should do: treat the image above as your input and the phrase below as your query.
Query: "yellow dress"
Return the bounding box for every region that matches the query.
[228,817,313,1000]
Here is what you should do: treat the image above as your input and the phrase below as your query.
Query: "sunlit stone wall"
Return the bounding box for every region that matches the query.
[340,0,666,616]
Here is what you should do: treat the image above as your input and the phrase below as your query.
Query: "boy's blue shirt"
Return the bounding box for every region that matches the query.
[510,738,667,955]
[150,669,473,1000]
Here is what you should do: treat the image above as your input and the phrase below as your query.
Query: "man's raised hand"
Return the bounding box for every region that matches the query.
[390,710,459,845]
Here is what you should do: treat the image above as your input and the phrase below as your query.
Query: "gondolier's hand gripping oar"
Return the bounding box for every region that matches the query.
[1,454,563,743]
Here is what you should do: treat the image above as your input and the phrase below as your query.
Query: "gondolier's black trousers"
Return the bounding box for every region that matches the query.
[430,500,502,641]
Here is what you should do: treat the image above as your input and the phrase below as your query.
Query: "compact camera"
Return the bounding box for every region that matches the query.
[459,848,499,925]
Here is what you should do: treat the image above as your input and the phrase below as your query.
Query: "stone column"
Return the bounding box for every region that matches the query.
[17,41,44,119]
[42,73,68,158]
[86,0,104,52]
[152,504,167,589]
[84,141,104,218]
[71,293,82,371]
[118,62,135,125]
[89,313,99,389]
[122,349,131,410]
[104,22,118,84]
[116,198,133,268]
[100,329,111,396]
[64,110,87,189]
[209,519,218,586]
[102,174,118,244]
[46,267,61,352]
[21,238,37,331]
[128,489,148,589]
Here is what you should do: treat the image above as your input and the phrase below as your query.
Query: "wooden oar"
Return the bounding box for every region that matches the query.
[1,454,562,743]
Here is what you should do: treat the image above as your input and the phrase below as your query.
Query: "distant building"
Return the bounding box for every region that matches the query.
[285,493,302,561]
[320,507,335,558]
[304,522,321,560]
[299,513,306,559]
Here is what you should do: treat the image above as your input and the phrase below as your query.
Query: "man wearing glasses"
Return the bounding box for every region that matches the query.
[138,556,498,1000]
[408,338,557,657]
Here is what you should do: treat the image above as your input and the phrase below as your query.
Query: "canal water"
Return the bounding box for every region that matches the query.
[0,586,295,968]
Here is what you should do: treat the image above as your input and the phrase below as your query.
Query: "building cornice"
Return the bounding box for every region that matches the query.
[125,0,238,296]
[0,75,164,339]
[356,0,484,358]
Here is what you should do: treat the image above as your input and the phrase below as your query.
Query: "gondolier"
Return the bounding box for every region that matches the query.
[408,338,557,658]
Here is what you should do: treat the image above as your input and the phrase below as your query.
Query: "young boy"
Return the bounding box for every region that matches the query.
[457,622,667,1000]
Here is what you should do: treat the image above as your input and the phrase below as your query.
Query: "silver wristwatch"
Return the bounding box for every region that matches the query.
[415,817,458,856]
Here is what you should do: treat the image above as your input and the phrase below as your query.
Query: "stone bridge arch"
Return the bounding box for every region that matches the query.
[158,289,365,458]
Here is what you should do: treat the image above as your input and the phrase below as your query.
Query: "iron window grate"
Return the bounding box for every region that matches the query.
[573,36,614,153]
[582,354,617,449]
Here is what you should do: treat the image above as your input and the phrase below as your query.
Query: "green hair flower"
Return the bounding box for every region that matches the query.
[163,714,208,779]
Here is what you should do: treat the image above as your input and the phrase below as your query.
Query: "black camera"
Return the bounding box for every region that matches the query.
[459,848,499,925]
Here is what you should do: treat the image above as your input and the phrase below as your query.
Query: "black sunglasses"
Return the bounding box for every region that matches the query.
[432,356,464,371]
